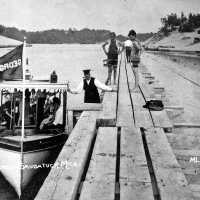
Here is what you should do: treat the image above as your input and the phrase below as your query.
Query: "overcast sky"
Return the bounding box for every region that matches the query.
[0,0,199,35]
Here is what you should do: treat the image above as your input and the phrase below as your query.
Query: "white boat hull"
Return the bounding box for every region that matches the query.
[0,149,21,196]
[0,133,67,197]
[0,147,54,197]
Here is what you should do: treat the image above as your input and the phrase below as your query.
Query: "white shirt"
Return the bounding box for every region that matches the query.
[53,106,63,125]
[70,78,112,94]
[130,39,142,58]
[124,40,132,47]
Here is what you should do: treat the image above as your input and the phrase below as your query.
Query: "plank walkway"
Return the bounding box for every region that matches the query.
[125,62,153,128]
[79,127,117,200]
[35,54,195,200]
[120,127,154,200]
[145,128,195,200]
[35,111,99,200]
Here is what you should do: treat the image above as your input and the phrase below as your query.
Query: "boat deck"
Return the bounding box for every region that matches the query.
[2,134,52,142]
[35,54,196,200]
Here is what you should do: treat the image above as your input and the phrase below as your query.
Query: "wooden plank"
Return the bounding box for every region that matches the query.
[164,106,184,110]
[120,181,154,200]
[97,91,117,126]
[151,110,173,132]
[67,103,103,111]
[139,72,173,132]
[173,152,200,176]
[141,72,151,76]
[35,111,99,200]
[153,87,165,94]
[173,123,200,128]
[139,70,163,100]
[145,76,155,79]
[172,149,200,177]
[79,127,117,200]
[174,149,200,157]
[120,127,154,200]
[66,110,73,134]
[139,83,155,101]
[145,128,195,200]
[190,184,200,199]
[134,111,153,128]
[125,63,153,128]
[120,127,151,182]
[125,63,135,91]
[116,61,134,127]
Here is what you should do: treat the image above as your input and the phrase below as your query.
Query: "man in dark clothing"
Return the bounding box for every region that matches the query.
[67,69,113,103]
[102,32,122,85]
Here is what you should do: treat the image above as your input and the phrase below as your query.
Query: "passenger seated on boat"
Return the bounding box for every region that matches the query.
[29,89,37,124]
[39,97,63,131]
[43,94,54,118]
[36,90,47,127]
[0,94,12,129]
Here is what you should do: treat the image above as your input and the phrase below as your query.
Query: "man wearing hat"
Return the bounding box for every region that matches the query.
[67,68,113,103]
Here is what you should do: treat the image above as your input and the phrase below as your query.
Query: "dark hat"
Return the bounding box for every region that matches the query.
[82,68,91,74]
[110,32,116,37]
[128,29,136,37]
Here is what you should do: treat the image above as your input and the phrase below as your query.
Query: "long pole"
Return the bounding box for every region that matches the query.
[21,37,26,139]
[20,37,26,196]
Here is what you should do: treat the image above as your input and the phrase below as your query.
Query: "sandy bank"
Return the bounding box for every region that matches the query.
[145,29,200,51]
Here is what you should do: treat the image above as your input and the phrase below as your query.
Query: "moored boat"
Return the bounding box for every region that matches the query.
[0,40,69,198]
[0,82,68,197]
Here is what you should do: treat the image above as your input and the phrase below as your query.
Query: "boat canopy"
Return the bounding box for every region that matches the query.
[0,81,68,91]
[0,81,68,135]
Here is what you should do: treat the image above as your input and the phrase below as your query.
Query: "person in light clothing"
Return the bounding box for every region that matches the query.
[123,30,142,90]
[40,97,63,130]
[67,69,113,103]
[124,39,132,63]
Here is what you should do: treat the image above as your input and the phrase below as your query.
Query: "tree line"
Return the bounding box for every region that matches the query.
[0,25,153,44]
[160,12,200,35]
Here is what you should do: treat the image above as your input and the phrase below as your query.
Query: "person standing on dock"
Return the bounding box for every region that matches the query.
[124,29,142,90]
[102,32,122,85]
[67,69,113,103]
[124,38,132,63]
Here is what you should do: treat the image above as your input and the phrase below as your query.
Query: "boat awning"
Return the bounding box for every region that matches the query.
[0,81,68,91]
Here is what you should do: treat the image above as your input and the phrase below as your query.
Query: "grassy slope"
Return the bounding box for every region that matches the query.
[144,29,200,51]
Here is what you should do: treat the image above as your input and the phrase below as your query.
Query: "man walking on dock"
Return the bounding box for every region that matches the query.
[67,68,113,103]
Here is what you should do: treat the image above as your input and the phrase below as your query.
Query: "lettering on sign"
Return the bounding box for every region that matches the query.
[0,59,22,71]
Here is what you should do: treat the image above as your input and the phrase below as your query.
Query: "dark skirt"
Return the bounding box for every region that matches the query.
[125,47,132,56]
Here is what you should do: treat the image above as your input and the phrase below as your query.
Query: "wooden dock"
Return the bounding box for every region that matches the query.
[35,54,195,200]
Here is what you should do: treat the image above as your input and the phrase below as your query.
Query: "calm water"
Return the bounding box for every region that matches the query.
[0,44,108,104]
[0,44,108,199]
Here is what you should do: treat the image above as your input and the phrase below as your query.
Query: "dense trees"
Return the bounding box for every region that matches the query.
[0,25,153,44]
[160,12,200,35]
